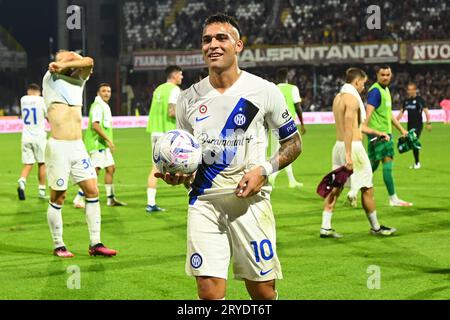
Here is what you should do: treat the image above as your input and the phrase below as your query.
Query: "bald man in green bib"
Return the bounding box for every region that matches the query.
[351,65,412,207]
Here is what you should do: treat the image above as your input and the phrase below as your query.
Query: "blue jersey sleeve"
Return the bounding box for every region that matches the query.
[367,88,381,109]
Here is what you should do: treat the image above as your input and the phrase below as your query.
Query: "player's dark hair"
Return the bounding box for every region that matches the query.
[165,65,182,80]
[27,83,41,91]
[375,64,391,73]
[276,68,289,82]
[203,13,241,39]
[345,68,367,83]
[97,83,111,91]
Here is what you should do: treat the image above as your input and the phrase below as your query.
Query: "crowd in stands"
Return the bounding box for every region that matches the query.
[123,0,450,50]
[127,64,448,114]
[263,65,450,111]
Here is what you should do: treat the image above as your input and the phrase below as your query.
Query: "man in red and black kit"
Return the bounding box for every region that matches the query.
[396,82,431,169]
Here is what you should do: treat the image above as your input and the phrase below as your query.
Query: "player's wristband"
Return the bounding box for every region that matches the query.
[260,162,274,176]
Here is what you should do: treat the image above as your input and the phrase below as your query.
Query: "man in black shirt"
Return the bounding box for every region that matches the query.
[396,83,431,169]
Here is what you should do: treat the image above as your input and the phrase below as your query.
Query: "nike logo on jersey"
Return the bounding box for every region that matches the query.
[195,115,211,122]
[259,268,273,276]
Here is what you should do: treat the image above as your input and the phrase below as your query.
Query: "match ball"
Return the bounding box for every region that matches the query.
[152,129,202,175]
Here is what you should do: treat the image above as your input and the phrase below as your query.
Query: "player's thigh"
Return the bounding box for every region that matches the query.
[351,143,373,190]
[104,148,115,168]
[45,138,71,191]
[226,197,282,282]
[89,150,105,170]
[186,201,231,280]
[21,142,36,164]
[71,141,97,187]
[34,139,47,163]
[331,142,345,170]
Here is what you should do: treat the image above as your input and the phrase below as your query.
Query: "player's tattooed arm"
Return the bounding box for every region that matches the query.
[270,133,302,172]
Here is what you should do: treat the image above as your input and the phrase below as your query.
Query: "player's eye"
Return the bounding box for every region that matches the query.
[215,34,229,41]
[202,36,212,44]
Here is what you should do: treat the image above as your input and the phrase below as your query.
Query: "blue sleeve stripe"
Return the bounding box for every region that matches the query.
[278,120,298,141]
[367,88,381,109]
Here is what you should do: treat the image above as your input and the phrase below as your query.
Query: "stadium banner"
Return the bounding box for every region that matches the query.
[133,51,205,70]
[1,111,445,134]
[407,41,450,64]
[132,43,399,70]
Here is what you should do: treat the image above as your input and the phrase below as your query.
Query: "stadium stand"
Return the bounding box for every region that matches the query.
[123,0,450,49]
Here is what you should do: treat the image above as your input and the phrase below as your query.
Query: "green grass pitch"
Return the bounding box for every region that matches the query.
[0,124,449,300]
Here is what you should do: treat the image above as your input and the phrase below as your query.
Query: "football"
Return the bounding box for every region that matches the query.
[152,129,202,175]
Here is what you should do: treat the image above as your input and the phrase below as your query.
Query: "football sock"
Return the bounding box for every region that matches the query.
[85,197,101,246]
[285,164,297,184]
[367,210,381,230]
[321,211,333,230]
[382,161,396,196]
[74,189,85,202]
[18,177,26,190]
[106,184,114,204]
[38,185,46,196]
[47,202,65,248]
[147,188,157,206]
[413,149,420,165]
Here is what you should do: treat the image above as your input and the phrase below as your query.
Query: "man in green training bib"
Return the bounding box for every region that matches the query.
[74,83,126,208]
[269,68,305,189]
[145,65,183,212]
[351,65,412,207]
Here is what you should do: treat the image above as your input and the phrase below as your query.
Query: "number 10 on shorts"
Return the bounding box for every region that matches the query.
[250,239,274,262]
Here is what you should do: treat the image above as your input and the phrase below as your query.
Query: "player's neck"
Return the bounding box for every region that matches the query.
[209,67,242,93]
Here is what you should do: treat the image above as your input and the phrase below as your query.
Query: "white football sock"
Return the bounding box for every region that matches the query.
[85,197,101,246]
[18,177,26,190]
[38,185,46,196]
[285,164,297,184]
[147,188,156,206]
[367,211,381,230]
[389,194,399,202]
[47,202,65,248]
[74,189,85,202]
[321,211,333,230]
[105,184,113,198]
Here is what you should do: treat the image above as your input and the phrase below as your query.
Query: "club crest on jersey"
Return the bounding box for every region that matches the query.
[199,105,208,114]
[233,113,246,126]
[190,253,203,269]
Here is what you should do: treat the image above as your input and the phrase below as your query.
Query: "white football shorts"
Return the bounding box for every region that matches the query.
[186,193,283,282]
[45,138,97,190]
[90,148,115,169]
[332,141,373,190]
[21,139,46,164]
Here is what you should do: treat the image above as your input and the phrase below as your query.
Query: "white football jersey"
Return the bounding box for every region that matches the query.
[42,71,87,106]
[176,71,298,204]
[20,95,47,142]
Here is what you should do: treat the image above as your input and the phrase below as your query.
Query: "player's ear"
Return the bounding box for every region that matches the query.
[235,39,244,54]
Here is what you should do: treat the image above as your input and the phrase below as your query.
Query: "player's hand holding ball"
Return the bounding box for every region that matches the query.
[153,129,202,187]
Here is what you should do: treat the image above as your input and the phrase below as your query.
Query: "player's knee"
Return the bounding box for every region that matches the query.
[246,281,276,300]
[106,166,115,175]
[51,192,66,205]
[197,277,225,300]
